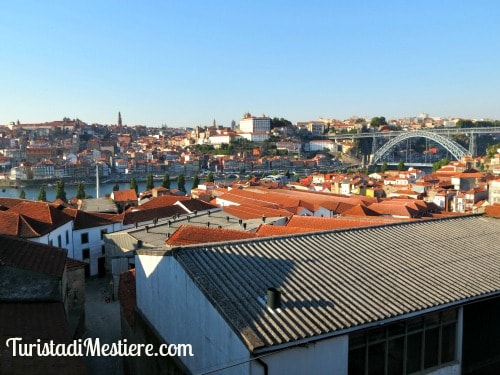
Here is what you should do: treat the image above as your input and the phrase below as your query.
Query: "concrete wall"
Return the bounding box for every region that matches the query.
[257,335,348,375]
[136,253,251,374]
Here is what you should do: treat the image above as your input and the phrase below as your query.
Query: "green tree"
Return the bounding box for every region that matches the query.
[370,116,387,128]
[146,173,154,190]
[162,173,171,189]
[113,183,120,191]
[207,171,214,183]
[55,180,67,201]
[19,189,26,199]
[381,161,388,173]
[397,159,405,171]
[38,186,47,201]
[284,169,291,178]
[192,173,200,189]
[76,182,86,199]
[177,174,186,193]
[432,158,450,172]
[130,177,138,195]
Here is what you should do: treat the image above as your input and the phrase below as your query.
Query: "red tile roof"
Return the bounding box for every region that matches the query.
[9,201,73,227]
[62,208,121,229]
[111,189,138,202]
[0,211,42,237]
[223,203,292,220]
[0,234,67,277]
[138,195,190,209]
[286,216,394,230]
[255,224,319,237]
[485,204,500,218]
[166,225,258,246]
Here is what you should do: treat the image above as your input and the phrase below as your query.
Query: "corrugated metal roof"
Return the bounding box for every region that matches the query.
[168,215,500,352]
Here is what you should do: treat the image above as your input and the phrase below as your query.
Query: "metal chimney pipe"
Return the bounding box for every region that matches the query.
[267,287,281,309]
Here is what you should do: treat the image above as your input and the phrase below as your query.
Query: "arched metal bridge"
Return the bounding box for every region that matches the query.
[370,130,470,166]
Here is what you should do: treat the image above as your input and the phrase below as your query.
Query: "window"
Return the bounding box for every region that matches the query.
[102,245,106,255]
[81,232,89,244]
[348,309,458,375]
[100,229,108,240]
[65,230,69,245]
[82,248,90,260]
[57,235,62,248]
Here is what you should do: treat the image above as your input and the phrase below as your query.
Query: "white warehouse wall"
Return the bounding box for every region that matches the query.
[136,253,252,374]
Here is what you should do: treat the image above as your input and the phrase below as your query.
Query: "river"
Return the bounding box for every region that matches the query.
[0,180,194,202]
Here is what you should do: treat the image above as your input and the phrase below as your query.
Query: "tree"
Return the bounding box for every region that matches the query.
[38,186,47,201]
[162,173,171,189]
[130,177,138,195]
[177,174,186,193]
[146,173,154,190]
[192,173,200,189]
[19,189,26,199]
[207,171,214,183]
[397,159,405,171]
[113,183,120,191]
[381,161,388,173]
[55,180,67,201]
[370,116,387,128]
[76,182,86,199]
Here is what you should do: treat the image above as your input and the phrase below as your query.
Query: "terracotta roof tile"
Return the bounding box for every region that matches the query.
[255,224,319,237]
[111,189,138,202]
[0,211,41,237]
[286,215,394,230]
[0,234,67,277]
[485,204,500,218]
[62,208,121,229]
[166,225,258,246]
[138,195,190,209]
[223,203,292,220]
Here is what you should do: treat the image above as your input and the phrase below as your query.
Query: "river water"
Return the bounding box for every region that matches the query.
[0,180,194,202]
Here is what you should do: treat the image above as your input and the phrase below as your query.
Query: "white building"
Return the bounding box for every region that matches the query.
[239,114,271,133]
[135,215,500,374]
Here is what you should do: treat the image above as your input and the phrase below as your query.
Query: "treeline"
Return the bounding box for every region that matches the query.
[455,119,500,128]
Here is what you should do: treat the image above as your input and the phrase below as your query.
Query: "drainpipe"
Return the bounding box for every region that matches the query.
[255,357,268,375]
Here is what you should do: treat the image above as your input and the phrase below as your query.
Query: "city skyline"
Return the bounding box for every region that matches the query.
[1,1,499,127]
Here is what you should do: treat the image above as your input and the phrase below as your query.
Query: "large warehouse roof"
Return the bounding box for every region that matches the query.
[142,215,500,353]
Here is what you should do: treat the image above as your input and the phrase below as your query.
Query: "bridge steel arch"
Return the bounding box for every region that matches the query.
[371,130,469,166]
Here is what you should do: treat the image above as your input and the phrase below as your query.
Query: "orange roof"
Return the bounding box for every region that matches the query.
[112,189,138,202]
[166,225,258,246]
[485,204,500,218]
[286,215,394,230]
[255,224,318,237]
[138,195,190,209]
[223,203,292,220]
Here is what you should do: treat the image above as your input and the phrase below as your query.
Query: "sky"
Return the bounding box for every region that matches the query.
[1,1,499,127]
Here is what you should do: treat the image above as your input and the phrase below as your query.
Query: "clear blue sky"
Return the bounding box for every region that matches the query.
[1,1,499,127]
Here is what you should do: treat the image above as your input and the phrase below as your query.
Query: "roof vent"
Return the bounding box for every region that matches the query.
[267,287,281,309]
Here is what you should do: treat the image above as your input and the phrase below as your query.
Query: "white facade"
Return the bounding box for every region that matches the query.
[29,221,74,254]
[239,116,270,133]
[238,132,269,143]
[309,140,335,152]
[489,179,500,204]
[72,223,124,276]
[136,253,350,375]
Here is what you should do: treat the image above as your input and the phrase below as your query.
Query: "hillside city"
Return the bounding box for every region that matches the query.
[1,112,500,375]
